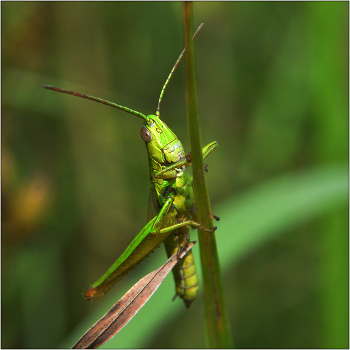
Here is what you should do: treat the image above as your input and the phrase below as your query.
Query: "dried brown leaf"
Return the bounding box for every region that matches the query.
[72,242,196,349]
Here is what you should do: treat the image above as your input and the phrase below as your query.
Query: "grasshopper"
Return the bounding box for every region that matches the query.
[43,24,218,308]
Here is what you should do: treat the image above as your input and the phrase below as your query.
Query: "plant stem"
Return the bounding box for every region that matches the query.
[183,2,234,348]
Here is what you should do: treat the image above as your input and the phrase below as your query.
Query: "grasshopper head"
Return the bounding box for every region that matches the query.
[140,115,184,164]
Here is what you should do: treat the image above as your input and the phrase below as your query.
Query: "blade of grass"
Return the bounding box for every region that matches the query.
[183,2,233,348]
[306,2,348,347]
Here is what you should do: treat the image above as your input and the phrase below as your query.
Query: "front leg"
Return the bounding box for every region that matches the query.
[154,141,218,179]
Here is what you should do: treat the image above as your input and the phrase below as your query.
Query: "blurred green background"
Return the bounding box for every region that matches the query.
[2,2,348,348]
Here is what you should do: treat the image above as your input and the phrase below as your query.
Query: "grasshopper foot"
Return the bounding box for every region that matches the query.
[198,224,217,233]
[212,213,220,221]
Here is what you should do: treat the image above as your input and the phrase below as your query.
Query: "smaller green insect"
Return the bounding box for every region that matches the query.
[43,24,219,308]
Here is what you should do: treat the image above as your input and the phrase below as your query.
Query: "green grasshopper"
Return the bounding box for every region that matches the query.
[43,24,218,308]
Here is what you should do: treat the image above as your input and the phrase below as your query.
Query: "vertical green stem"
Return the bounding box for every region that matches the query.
[307,2,348,347]
[183,2,233,348]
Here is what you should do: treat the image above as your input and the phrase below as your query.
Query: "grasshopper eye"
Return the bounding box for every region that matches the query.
[141,125,152,143]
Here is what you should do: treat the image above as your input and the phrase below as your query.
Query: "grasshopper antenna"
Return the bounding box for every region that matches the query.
[155,23,203,118]
[42,85,148,121]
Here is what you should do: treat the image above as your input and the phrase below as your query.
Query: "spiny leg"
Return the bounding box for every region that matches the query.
[159,219,217,235]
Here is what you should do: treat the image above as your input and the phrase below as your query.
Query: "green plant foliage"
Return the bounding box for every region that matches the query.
[2,2,348,348]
